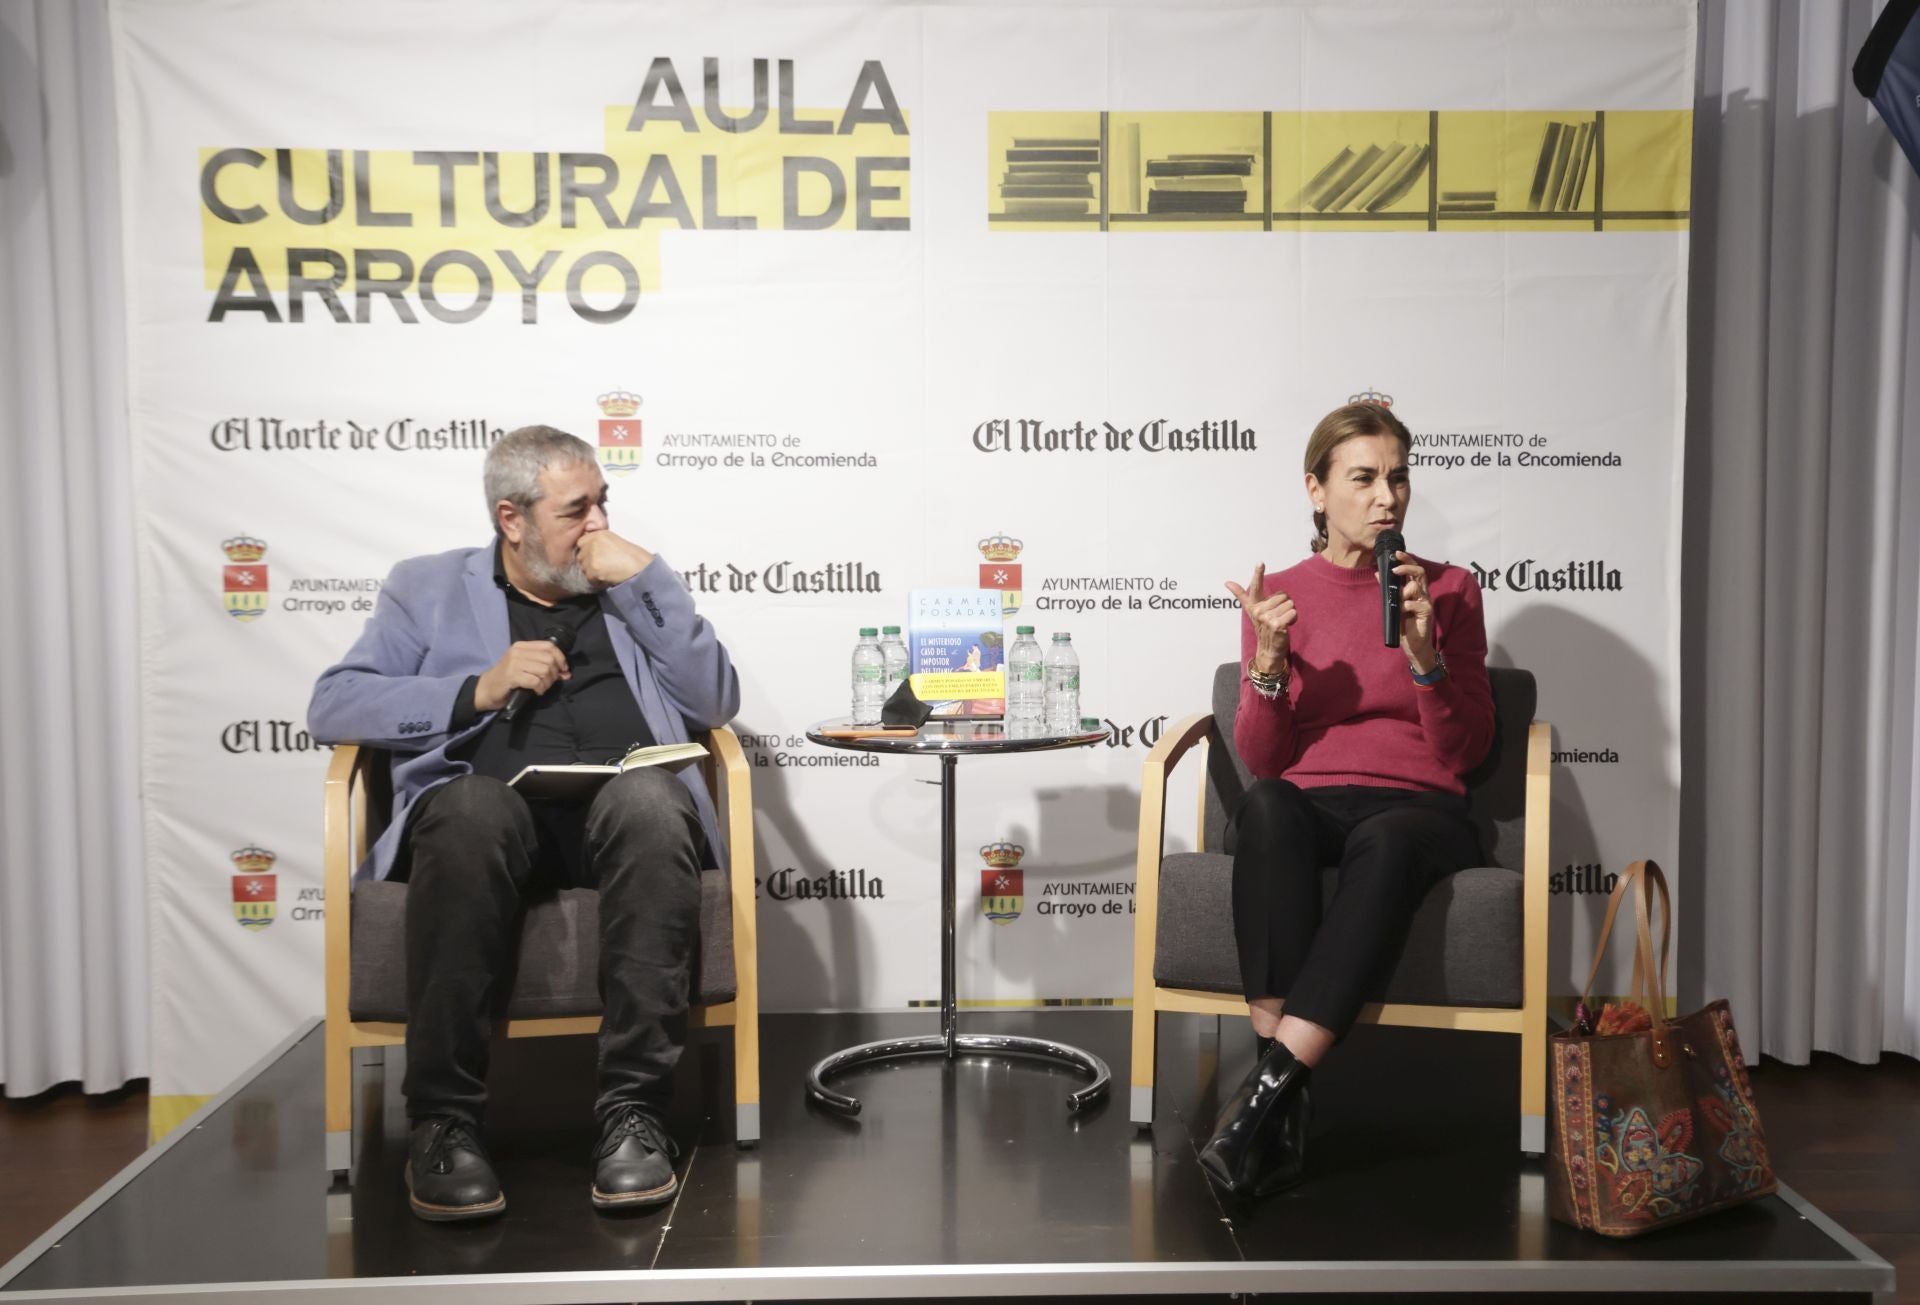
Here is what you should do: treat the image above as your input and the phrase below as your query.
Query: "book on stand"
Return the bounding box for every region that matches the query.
[907,588,1006,718]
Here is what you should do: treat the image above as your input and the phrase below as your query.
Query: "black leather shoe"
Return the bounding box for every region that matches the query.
[406,1117,505,1222]
[1197,1040,1312,1198]
[591,1104,679,1210]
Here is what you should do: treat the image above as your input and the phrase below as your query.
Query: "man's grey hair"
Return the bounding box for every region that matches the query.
[484,425,596,530]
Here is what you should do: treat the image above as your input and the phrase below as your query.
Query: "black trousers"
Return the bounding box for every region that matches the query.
[393,768,705,1127]
[1229,779,1482,1038]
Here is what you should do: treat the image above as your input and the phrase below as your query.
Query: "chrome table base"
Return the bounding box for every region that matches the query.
[799,747,1113,1117]
[805,1032,1113,1115]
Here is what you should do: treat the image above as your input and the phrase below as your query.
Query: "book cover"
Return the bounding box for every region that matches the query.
[907,588,1006,718]
[1285,146,1354,210]
[1362,142,1431,212]
[1543,123,1573,211]
[1528,122,1564,211]
[1564,123,1596,210]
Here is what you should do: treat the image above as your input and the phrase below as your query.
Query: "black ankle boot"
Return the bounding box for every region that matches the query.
[1197,1041,1312,1197]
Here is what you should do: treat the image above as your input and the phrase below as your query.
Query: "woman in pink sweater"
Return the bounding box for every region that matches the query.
[1197,402,1495,1199]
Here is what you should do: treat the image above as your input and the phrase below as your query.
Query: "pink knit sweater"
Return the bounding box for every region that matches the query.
[1234,551,1495,794]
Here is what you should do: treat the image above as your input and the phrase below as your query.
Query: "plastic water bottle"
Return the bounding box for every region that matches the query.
[880,625,909,691]
[851,628,886,724]
[1044,632,1080,735]
[1006,626,1045,735]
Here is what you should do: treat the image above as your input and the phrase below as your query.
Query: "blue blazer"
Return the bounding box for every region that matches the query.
[308,545,740,882]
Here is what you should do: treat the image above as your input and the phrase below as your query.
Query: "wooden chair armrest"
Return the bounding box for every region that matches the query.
[1132,712,1212,968]
[702,726,758,1036]
[323,744,376,1046]
[1135,710,1213,884]
[1522,717,1552,985]
[323,745,372,908]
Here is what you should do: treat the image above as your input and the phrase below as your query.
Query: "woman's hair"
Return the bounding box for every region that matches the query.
[1302,402,1413,553]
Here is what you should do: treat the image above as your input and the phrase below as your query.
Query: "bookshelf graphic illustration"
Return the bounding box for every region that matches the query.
[989,109,1688,232]
[998,135,1102,217]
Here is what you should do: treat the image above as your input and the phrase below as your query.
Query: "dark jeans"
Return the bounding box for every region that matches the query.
[393,769,705,1127]
[1229,779,1482,1038]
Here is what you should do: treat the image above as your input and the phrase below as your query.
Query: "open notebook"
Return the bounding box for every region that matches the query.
[506,740,708,801]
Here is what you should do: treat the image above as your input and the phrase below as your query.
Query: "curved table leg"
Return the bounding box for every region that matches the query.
[806,753,1111,1116]
[805,1034,1112,1116]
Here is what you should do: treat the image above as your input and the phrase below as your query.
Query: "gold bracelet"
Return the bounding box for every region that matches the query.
[1246,659,1288,699]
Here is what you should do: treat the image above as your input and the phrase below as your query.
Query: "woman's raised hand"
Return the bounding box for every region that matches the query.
[1224,563,1297,677]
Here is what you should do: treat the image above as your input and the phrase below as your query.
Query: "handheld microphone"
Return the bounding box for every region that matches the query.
[1374,529,1406,648]
[500,622,577,722]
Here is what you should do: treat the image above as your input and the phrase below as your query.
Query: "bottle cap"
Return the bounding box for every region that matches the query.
[859,627,878,637]
[882,625,900,634]
[1016,625,1035,635]
[1079,717,1102,732]
[1052,631,1072,641]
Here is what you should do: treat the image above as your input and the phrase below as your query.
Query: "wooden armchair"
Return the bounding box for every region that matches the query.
[1130,664,1550,1153]
[322,729,760,1177]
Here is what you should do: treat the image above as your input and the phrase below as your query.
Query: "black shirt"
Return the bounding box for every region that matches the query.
[449,542,656,782]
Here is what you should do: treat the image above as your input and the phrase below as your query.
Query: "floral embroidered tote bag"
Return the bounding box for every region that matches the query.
[1548,860,1777,1236]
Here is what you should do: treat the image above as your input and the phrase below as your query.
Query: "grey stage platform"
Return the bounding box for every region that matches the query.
[0,1010,1896,1303]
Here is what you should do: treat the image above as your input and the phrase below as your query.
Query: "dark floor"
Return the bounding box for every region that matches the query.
[1744,1049,1920,1304]
[0,1079,147,1266]
[0,1012,1908,1302]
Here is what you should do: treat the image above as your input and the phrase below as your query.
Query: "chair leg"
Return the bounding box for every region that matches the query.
[1129,1002,1157,1128]
[734,1012,761,1147]
[1518,998,1547,1156]
[1519,1039,1547,1155]
[324,1022,353,1179]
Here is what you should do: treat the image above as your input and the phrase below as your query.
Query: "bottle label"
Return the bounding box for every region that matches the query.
[856,668,884,683]
[1019,666,1044,682]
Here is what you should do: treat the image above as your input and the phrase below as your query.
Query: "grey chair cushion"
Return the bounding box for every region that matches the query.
[1154,851,1523,1008]
[348,869,737,1023]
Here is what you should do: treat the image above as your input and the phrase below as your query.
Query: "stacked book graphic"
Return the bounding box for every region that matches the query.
[1526,120,1597,211]
[1144,153,1254,214]
[999,138,1100,216]
[1284,141,1430,213]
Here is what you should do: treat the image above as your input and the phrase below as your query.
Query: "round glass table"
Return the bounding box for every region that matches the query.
[802,718,1113,1116]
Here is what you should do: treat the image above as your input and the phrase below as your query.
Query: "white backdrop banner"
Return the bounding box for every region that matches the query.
[110,0,1695,1132]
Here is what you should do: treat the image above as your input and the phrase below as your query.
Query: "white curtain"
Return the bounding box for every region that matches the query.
[1685,0,1920,1062]
[0,0,147,1094]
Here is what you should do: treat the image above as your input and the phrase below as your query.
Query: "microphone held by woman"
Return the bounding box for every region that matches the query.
[1374,527,1405,647]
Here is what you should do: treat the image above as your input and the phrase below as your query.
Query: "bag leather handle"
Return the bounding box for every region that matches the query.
[1581,859,1673,1017]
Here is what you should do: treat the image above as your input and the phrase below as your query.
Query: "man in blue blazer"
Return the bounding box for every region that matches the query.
[310,425,739,1222]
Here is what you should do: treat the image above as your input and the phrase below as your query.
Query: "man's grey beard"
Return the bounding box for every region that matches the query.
[517,522,596,597]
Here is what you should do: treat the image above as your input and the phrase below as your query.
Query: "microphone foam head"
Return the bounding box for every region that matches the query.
[1374,528,1406,558]
[544,622,579,652]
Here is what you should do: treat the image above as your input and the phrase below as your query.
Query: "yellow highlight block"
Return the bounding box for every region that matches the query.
[1109,111,1265,230]
[149,1092,214,1144]
[1276,110,1434,225]
[911,671,1006,700]
[1598,110,1692,216]
[986,108,1690,233]
[197,105,911,302]
[987,112,1104,230]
